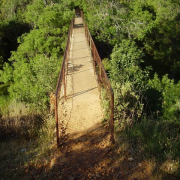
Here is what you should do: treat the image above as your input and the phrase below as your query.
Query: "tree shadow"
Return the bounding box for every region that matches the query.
[69,67,93,75]
[117,118,180,180]
[2,119,179,179]
[0,19,31,66]
[66,87,97,99]
[68,64,84,74]
[74,23,84,29]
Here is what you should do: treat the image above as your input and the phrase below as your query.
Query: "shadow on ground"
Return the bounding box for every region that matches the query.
[1,122,179,179]
[15,123,179,180]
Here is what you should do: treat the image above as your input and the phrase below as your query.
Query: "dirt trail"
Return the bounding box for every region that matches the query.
[45,16,156,180]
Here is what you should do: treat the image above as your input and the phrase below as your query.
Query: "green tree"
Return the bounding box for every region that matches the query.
[149,74,180,122]
[0,1,74,108]
[110,39,150,125]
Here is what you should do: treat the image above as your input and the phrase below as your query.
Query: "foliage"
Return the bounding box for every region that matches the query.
[0,0,32,20]
[0,4,31,70]
[0,2,73,108]
[81,0,180,78]
[102,58,111,75]
[120,115,180,176]
[149,74,180,122]
[110,39,150,125]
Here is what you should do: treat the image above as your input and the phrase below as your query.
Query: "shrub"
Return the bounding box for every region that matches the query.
[149,73,180,122]
[110,39,150,127]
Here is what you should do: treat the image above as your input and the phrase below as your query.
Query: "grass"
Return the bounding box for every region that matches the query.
[115,115,180,179]
[0,97,56,180]
[99,79,180,179]
[0,115,56,180]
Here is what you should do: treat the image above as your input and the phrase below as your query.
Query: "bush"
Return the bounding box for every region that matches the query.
[149,73,180,122]
[0,2,74,109]
[110,39,150,127]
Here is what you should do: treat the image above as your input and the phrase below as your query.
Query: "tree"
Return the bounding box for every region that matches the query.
[110,39,150,124]
[0,1,74,108]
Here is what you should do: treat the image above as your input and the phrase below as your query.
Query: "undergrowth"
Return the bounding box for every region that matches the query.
[116,115,180,178]
[99,39,180,179]
[0,99,56,180]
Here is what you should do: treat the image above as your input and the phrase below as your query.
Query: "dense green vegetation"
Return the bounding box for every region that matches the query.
[1,0,180,178]
[78,0,180,177]
[0,0,74,127]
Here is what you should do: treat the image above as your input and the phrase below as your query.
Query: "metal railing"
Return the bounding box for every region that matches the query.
[55,14,75,145]
[55,10,114,145]
[80,10,115,144]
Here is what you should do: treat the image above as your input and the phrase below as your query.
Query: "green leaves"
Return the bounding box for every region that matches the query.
[149,74,180,122]
[82,0,180,75]
[110,39,150,123]
[0,63,13,83]
[0,1,73,108]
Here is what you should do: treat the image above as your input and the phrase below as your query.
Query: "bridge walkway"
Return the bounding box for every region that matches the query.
[58,15,105,140]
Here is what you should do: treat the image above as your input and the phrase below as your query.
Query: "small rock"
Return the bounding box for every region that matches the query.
[67,176,74,180]
[21,149,26,152]
[128,157,134,161]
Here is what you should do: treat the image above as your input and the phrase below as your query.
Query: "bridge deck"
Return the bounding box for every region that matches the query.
[58,15,104,139]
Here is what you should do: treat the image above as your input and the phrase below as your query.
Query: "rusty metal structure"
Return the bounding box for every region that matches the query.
[55,10,115,145]
[55,14,75,145]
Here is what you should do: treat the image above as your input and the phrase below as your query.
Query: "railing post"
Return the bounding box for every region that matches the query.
[55,95,59,146]
[89,33,90,46]
[110,92,115,144]
[87,29,88,42]
[63,64,66,100]
[93,45,96,75]
[99,62,102,99]
[99,60,102,80]
[66,53,68,76]
[90,36,92,50]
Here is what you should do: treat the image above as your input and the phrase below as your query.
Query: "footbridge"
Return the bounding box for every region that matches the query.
[54,10,114,146]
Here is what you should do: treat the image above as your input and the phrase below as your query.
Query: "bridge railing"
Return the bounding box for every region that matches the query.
[54,14,75,146]
[80,10,115,144]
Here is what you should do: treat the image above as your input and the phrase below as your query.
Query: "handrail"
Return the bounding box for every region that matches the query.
[55,10,115,145]
[55,14,75,146]
[80,10,115,144]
